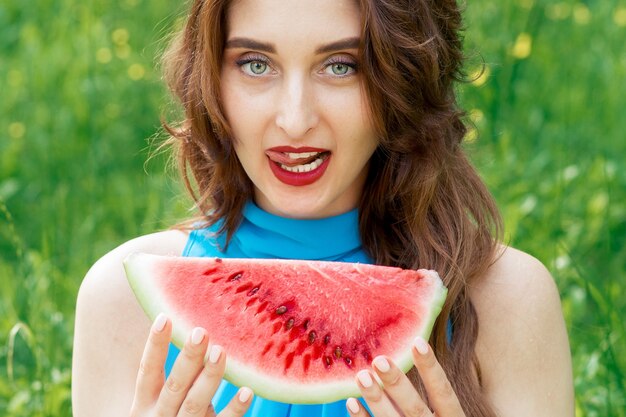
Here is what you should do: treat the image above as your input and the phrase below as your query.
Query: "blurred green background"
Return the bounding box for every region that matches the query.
[1,0,624,415]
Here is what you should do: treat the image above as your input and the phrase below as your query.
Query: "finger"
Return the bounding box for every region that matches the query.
[157,327,210,414]
[346,397,371,417]
[177,345,226,417]
[371,355,433,417]
[204,404,217,417]
[355,369,402,417]
[216,387,254,417]
[133,313,171,410]
[412,337,465,416]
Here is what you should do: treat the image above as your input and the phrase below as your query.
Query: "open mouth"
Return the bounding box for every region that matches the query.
[265,148,331,186]
[270,151,330,172]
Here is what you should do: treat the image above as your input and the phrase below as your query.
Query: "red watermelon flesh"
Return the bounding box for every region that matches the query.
[124,253,447,404]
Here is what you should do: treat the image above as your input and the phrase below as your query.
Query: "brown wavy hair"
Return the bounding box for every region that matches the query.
[162,0,502,415]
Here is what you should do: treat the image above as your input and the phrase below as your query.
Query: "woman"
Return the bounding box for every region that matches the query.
[72,0,574,416]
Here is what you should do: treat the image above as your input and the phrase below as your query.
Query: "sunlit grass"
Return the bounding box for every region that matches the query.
[1,0,625,415]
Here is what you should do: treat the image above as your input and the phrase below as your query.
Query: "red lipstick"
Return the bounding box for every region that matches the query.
[266,146,331,186]
[268,146,327,153]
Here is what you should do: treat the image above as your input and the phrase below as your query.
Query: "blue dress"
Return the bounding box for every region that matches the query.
[164,201,373,416]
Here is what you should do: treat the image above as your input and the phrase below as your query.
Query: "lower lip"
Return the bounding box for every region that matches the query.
[268,155,331,186]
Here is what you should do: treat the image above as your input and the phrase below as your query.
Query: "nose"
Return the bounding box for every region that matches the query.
[275,75,319,138]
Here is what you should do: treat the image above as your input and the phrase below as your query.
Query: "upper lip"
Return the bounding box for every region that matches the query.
[265,146,330,166]
[267,146,329,153]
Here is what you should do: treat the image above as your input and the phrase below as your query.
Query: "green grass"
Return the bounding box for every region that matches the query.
[1,0,625,415]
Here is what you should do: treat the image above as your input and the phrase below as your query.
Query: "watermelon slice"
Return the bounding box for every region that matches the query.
[124,253,447,404]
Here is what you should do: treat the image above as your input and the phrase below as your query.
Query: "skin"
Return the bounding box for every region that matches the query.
[221,0,378,219]
[71,0,575,416]
[346,246,575,417]
[72,235,574,416]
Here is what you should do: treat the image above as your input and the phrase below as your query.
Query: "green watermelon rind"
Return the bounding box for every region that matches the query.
[124,253,448,404]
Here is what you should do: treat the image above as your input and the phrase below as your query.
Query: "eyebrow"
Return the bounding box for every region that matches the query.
[315,37,360,54]
[224,37,360,54]
[225,38,276,53]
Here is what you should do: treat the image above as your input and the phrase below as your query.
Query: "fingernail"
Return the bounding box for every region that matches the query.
[356,370,373,388]
[209,345,222,363]
[191,328,205,345]
[414,336,429,355]
[372,356,390,373]
[238,387,253,403]
[346,397,361,413]
[153,314,167,332]
[418,269,439,278]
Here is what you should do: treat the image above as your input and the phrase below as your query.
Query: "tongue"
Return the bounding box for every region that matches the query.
[265,150,323,166]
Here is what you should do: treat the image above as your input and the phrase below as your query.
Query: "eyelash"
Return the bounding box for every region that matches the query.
[324,57,358,76]
[235,54,358,77]
[236,54,272,77]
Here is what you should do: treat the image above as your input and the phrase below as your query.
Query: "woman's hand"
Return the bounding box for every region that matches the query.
[346,337,465,417]
[130,314,253,417]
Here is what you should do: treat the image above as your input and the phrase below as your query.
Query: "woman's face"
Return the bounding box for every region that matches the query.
[221,0,378,219]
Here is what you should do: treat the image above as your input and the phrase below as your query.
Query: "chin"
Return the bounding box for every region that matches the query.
[256,192,350,220]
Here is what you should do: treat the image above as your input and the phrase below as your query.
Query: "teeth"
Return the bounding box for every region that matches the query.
[286,151,320,160]
[281,157,324,173]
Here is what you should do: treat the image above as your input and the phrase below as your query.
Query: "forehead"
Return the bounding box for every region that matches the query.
[225,0,361,47]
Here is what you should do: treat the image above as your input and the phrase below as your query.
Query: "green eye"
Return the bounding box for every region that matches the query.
[324,60,356,76]
[331,63,349,75]
[249,61,267,75]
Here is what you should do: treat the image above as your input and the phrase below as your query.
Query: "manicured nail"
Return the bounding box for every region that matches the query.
[414,336,429,355]
[191,327,205,345]
[418,269,439,278]
[153,314,167,332]
[346,397,361,413]
[209,345,222,363]
[238,387,253,403]
[356,370,373,388]
[372,356,390,373]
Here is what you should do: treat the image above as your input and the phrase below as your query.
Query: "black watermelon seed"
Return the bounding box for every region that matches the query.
[344,356,353,367]
[302,319,310,330]
[247,286,260,296]
[285,318,295,330]
[275,306,287,315]
[308,331,317,344]
[323,334,331,345]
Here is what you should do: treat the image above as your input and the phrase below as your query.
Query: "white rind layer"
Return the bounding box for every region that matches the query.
[123,252,448,404]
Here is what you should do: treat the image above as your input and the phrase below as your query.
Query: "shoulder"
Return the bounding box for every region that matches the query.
[78,230,190,307]
[75,229,190,335]
[470,245,560,317]
[72,230,189,416]
[469,246,574,416]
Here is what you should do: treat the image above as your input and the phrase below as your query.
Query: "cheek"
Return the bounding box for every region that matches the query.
[222,87,269,146]
[326,87,374,130]
[328,93,378,155]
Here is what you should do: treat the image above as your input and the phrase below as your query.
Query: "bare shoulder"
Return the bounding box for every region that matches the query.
[76,229,189,338]
[470,246,574,416]
[77,230,189,320]
[72,230,189,416]
[471,245,560,316]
